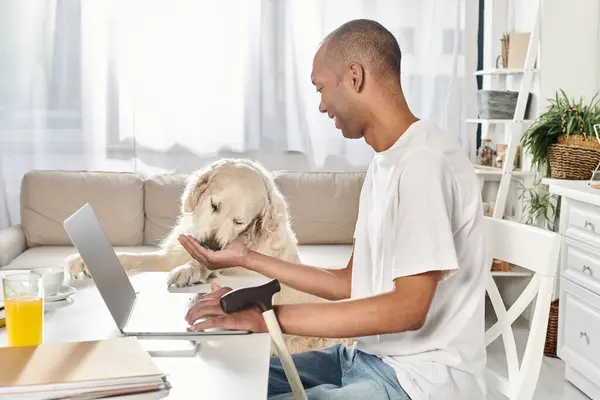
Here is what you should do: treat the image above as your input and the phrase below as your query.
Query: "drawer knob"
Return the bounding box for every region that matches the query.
[579,330,590,344]
[584,220,595,230]
[583,265,593,276]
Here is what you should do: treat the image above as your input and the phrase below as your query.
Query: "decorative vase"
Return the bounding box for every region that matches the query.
[477,138,495,167]
[501,37,509,68]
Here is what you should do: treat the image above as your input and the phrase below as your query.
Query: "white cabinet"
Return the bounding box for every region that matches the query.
[548,180,600,399]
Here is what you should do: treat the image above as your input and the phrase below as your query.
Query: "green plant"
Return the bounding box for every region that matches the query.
[520,89,600,177]
[517,177,560,232]
[501,32,510,41]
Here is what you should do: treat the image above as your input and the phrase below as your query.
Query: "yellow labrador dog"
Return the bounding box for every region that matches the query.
[66,158,352,353]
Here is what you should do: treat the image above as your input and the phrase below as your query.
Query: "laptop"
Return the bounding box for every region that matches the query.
[63,203,250,338]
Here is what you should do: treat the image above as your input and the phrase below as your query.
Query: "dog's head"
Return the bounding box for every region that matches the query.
[180,159,288,250]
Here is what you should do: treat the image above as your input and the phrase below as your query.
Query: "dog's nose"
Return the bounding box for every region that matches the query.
[199,234,222,251]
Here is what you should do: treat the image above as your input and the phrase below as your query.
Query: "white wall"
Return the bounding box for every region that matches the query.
[539,0,600,107]
[506,0,600,109]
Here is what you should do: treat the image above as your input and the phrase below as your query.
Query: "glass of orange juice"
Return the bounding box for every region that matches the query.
[2,273,44,347]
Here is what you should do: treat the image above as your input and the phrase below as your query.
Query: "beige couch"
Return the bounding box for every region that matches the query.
[0,170,364,279]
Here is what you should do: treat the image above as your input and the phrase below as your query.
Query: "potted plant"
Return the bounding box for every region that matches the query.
[517,178,560,232]
[517,177,561,357]
[520,89,600,179]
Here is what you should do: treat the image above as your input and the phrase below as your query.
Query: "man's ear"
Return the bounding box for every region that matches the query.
[348,62,365,92]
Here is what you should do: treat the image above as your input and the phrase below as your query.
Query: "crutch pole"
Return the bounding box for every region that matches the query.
[219,279,307,400]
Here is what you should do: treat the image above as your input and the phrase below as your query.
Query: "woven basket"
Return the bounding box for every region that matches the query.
[544,299,559,358]
[548,108,600,180]
[557,134,600,150]
[549,144,600,180]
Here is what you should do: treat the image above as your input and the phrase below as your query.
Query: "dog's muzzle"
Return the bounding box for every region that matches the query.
[199,233,223,251]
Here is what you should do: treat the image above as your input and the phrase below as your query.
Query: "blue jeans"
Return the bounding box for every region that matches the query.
[267,344,411,399]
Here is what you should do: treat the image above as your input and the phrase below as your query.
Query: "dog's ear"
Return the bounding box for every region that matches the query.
[255,167,289,237]
[239,215,264,246]
[240,197,286,246]
[259,191,286,236]
[237,161,290,246]
[181,164,218,213]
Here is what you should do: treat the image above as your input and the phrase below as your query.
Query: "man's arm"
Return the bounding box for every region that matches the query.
[190,269,441,336]
[244,248,354,301]
[273,270,440,338]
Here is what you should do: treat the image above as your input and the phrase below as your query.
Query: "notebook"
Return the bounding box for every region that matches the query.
[0,337,169,399]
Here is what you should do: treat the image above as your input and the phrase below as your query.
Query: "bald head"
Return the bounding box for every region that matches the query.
[322,19,402,84]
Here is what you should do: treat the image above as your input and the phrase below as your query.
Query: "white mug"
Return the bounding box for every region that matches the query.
[30,267,65,297]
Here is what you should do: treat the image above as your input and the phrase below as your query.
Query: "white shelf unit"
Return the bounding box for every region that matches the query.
[471,0,541,219]
[472,1,542,293]
[466,118,534,124]
[474,68,539,76]
[474,165,534,178]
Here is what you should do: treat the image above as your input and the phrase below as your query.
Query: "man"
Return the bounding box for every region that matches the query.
[178,19,487,400]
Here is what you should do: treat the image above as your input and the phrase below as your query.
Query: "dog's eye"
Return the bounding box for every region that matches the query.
[211,200,220,213]
[233,219,244,226]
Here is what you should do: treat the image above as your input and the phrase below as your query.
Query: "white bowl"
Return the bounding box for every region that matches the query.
[30,267,65,297]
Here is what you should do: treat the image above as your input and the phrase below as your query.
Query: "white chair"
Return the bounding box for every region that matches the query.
[484,216,562,400]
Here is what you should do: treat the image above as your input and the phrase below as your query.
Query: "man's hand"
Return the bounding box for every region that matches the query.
[181,234,353,301]
[178,235,249,271]
[185,282,267,333]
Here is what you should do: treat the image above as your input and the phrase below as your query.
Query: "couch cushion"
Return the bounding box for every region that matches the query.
[274,171,364,245]
[3,245,158,271]
[0,225,26,267]
[20,171,145,247]
[144,174,188,245]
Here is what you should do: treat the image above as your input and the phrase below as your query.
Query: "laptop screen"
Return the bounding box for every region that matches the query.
[63,203,136,329]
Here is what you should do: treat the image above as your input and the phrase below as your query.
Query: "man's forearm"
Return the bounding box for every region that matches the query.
[272,291,426,338]
[243,250,351,301]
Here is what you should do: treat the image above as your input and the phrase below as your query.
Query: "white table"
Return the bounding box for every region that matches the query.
[0,271,272,399]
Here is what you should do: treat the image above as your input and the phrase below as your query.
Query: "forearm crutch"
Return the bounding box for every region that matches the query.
[219,279,308,400]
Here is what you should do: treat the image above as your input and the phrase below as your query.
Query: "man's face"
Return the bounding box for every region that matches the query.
[311,45,364,139]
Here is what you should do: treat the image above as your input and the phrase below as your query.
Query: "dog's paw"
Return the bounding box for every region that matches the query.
[65,253,91,279]
[167,264,213,287]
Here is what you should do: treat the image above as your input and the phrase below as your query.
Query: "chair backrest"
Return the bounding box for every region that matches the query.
[483,217,561,400]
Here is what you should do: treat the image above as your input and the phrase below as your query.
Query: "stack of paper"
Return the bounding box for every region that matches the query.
[0,337,170,399]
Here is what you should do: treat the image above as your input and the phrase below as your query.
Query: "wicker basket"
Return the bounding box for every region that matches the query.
[544,299,559,358]
[548,108,600,180]
[557,134,600,150]
[549,144,600,180]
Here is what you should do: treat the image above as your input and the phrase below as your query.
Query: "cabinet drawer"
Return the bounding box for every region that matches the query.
[558,278,600,385]
[564,199,600,247]
[563,239,600,296]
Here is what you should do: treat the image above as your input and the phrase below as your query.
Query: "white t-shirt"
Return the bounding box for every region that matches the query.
[351,119,487,400]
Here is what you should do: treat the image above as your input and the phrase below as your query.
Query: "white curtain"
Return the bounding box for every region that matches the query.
[0,0,479,226]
